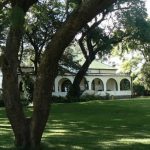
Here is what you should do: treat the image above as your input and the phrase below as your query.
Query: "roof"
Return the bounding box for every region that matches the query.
[89,60,117,70]
[72,45,117,70]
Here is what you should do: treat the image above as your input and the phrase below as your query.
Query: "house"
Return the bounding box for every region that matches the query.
[52,60,132,98]
[0,60,132,99]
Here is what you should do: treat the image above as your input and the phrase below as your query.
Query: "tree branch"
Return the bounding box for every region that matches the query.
[81,11,107,38]
[78,33,88,59]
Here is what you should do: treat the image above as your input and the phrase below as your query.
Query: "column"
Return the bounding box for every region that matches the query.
[54,78,59,92]
[88,80,92,90]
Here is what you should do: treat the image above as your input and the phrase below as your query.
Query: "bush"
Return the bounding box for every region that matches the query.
[105,93,110,100]
[133,84,146,96]
[80,94,105,102]
[51,93,110,103]
[51,96,68,103]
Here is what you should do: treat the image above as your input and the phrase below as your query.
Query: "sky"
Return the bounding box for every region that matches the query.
[145,0,150,16]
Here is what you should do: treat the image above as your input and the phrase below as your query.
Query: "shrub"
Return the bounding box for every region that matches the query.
[51,96,68,103]
[51,93,111,103]
[105,93,110,100]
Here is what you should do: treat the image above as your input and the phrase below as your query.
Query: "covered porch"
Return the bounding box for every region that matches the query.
[52,75,132,98]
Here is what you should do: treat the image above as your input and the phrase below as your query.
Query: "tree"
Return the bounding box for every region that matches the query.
[68,0,146,98]
[110,6,150,96]
[21,1,80,74]
[114,3,150,94]
[24,0,64,74]
[141,61,150,90]
[68,24,120,98]
[59,47,81,74]
[2,0,119,148]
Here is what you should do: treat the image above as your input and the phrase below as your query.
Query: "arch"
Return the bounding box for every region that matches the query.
[120,78,131,91]
[58,78,72,92]
[106,78,118,91]
[80,77,88,91]
[91,78,104,91]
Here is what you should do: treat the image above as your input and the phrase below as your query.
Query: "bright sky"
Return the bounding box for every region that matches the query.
[145,0,150,16]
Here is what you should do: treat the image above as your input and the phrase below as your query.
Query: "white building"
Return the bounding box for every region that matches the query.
[0,61,132,99]
[52,60,132,98]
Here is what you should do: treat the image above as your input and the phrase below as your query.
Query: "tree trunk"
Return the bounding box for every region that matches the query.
[30,58,58,148]
[68,57,94,98]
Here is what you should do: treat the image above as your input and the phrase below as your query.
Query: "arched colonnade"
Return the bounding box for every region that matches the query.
[53,76,131,97]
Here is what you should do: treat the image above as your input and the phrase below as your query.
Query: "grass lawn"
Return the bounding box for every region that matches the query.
[1,99,150,149]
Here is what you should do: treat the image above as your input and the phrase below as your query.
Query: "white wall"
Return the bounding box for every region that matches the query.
[53,75,131,97]
[0,69,131,97]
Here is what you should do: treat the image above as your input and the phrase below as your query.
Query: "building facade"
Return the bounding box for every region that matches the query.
[0,61,132,98]
[52,61,132,98]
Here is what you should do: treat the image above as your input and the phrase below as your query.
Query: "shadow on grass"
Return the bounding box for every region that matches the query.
[41,118,150,150]
[0,119,15,149]
[41,100,150,149]
[1,100,150,149]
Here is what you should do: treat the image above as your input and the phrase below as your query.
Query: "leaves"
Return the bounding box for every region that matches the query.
[141,61,150,90]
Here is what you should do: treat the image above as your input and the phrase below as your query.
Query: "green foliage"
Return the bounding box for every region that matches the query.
[59,47,81,74]
[26,0,65,36]
[52,93,110,103]
[119,54,143,74]
[113,0,149,53]
[0,6,9,47]
[111,2,150,93]
[133,84,145,96]
[80,94,109,101]
[141,62,150,90]
[90,27,113,57]
[24,1,80,73]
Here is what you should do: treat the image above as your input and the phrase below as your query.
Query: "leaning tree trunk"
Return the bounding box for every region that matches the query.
[68,57,94,98]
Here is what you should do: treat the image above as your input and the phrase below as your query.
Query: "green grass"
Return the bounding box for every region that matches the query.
[1,99,150,149]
